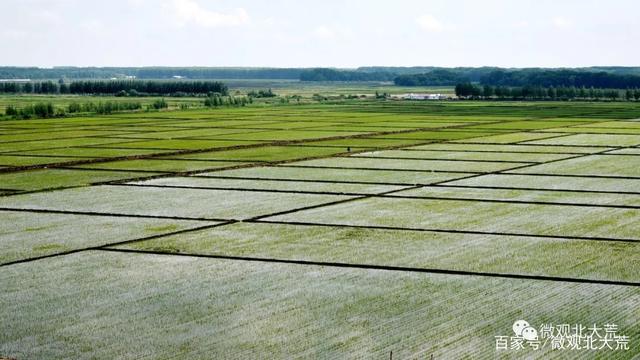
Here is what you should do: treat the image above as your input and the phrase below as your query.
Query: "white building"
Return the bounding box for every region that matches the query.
[402,93,448,100]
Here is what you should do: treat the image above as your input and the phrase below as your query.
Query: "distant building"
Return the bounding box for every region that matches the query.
[402,93,448,100]
[110,75,136,80]
[0,79,31,83]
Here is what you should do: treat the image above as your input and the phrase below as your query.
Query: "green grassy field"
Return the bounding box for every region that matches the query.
[1,99,640,358]
[213,79,456,97]
[0,94,206,113]
[0,81,455,113]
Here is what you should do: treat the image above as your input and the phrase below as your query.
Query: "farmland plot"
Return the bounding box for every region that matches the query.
[353,149,575,162]
[204,165,470,185]
[117,221,640,282]
[390,185,640,207]
[0,252,640,358]
[507,154,640,177]
[447,173,640,193]
[266,196,640,240]
[2,102,640,358]
[130,176,407,194]
[524,133,640,146]
[285,157,529,173]
[71,159,249,173]
[0,251,638,359]
[0,169,163,191]
[407,142,610,154]
[0,211,214,264]
[0,185,353,220]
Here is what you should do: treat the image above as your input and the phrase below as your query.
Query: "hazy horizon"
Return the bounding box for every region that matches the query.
[4,65,640,70]
[2,0,639,68]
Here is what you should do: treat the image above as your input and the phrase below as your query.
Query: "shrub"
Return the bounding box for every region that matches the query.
[5,105,18,116]
[150,98,168,110]
[247,89,276,98]
[33,103,55,118]
[67,102,82,113]
[204,94,222,107]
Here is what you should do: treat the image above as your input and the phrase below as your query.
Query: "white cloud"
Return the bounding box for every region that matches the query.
[80,19,105,33]
[0,29,28,40]
[32,10,63,25]
[127,0,147,7]
[263,17,277,26]
[552,16,573,29]
[313,25,335,39]
[168,0,250,28]
[312,25,354,40]
[513,20,529,28]
[416,14,450,32]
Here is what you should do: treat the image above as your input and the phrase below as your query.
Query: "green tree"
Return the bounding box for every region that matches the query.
[483,85,494,98]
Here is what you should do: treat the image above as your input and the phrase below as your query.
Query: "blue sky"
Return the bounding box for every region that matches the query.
[1,0,638,68]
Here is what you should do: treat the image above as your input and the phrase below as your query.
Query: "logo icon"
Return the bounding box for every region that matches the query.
[513,320,538,341]
[497,320,630,351]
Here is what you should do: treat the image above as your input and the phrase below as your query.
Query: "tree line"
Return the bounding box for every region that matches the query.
[398,69,640,89]
[300,68,396,82]
[135,68,302,80]
[204,94,251,108]
[0,80,228,96]
[5,101,144,119]
[0,67,303,80]
[3,98,178,119]
[247,88,276,98]
[454,83,640,101]
[394,69,468,86]
[479,69,640,88]
[4,66,640,83]
[302,67,640,87]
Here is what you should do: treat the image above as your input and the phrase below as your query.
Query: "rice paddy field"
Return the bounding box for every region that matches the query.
[2,100,640,358]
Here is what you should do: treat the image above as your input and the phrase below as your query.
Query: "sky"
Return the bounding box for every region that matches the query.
[1,0,638,68]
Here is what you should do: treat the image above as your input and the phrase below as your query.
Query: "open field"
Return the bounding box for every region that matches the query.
[0,81,455,113]
[2,100,640,358]
[0,94,205,113]
[222,79,456,97]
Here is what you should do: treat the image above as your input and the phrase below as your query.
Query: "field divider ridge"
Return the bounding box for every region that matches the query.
[0,220,237,267]
[112,183,640,210]
[95,247,640,288]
